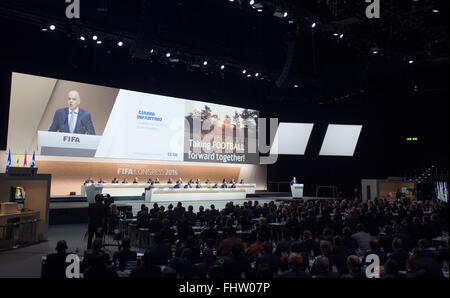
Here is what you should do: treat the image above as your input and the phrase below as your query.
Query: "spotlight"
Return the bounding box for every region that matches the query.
[250,0,254,5]
[409,60,414,64]
[255,73,259,77]
[150,49,154,54]
[166,52,171,58]
[432,9,439,13]
[220,65,225,70]
[294,84,299,88]
[333,33,339,36]
[247,74,251,77]
[96,40,102,44]
[92,35,98,40]
[80,36,85,41]
[41,28,48,31]
[288,20,294,24]
[339,34,344,39]
[283,12,288,18]
[242,69,247,74]
[257,9,263,12]
[372,50,378,54]
[311,23,316,28]
[117,41,123,47]
[203,61,208,66]
[49,25,56,30]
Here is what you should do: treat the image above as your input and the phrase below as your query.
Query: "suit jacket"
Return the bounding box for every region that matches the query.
[49,107,95,135]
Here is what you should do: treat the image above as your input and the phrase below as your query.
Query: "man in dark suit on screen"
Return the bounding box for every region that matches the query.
[48,90,96,135]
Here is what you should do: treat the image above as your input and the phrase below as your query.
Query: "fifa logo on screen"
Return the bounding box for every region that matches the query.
[365,0,380,18]
[65,254,80,278]
[65,0,80,19]
[63,136,80,143]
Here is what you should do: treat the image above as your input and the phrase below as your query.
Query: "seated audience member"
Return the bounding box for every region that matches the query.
[196,248,217,278]
[84,177,94,184]
[320,240,346,274]
[148,233,172,266]
[149,203,159,218]
[383,259,405,278]
[45,240,71,278]
[351,224,371,253]
[82,238,111,273]
[311,256,340,278]
[112,237,137,270]
[218,227,245,257]
[129,250,162,278]
[279,253,311,278]
[300,230,321,257]
[168,248,198,278]
[133,177,139,184]
[246,233,265,260]
[223,244,252,278]
[342,226,358,253]
[83,238,116,278]
[136,207,150,229]
[410,247,444,278]
[389,238,409,271]
[201,221,218,248]
[346,255,365,278]
[208,264,225,278]
[111,177,119,184]
[364,239,388,266]
[255,263,274,278]
[162,266,177,278]
[254,241,282,277]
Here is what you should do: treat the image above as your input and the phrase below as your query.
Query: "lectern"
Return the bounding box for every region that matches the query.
[290,184,304,199]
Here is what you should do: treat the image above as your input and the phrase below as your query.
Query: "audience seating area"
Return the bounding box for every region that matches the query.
[42,197,449,278]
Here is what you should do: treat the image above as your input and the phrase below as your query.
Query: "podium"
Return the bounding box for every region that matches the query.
[84,183,104,204]
[290,184,304,199]
[38,131,102,157]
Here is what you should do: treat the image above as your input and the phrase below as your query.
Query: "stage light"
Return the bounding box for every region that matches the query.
[150,49,154,54]
[311,23,316,28]
[409,60,414,64]
[257,9,263,12]
[255,73,259,77]
[250,0,254,5]
[333,33,339,36]
[242,69,247,74]
[283,12,288,17]
[41,28,48,31]
[288,20,294,24]
[432,9,439,13]
[166,52,171,58]
[96,40,102,44]
[80,36,85,41]
[49,25,55,30]
[294,84,298,88]
[372,50,378,54]
[203,61,208,66]
[92,35,98,40]
[220,65,225,70]
[118,41,123,47]
[339,34,344,39]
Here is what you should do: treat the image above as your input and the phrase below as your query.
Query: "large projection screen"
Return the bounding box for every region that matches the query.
[7,72,259,164]
[270,122,314,155]
[319,124,362,156]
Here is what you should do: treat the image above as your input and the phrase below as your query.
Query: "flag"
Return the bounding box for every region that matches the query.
[31,151,36,168]
[24,151,27,166]
[5,149,11,173]
[16,151,20,167]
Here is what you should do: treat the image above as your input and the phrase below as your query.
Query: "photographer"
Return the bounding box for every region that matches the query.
[87,194,108,249]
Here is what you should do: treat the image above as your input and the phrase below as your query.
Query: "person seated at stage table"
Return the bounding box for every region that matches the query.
[167,178,173,184]
[176,178,183,184]
[97,178,105,184]
[111,177,119,184]
[239,179,245,184]
[290,177,297,185]
[84,177,94,184]
[154,177,160,184]
[231,182,237,188]
[196,181,202,188]
[204,179,210,184]
[184,182,193,189]
[222,178,227,184]
[212,182,219,188]
[112,237,137,271]
[122,178,128,184]
[133,177,139,184]
[220,181,228,188]
[229,178,235,184]
[173,182,181,189]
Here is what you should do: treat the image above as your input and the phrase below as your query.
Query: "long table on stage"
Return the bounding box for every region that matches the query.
[144,187,247,202]
[81,183,256,200]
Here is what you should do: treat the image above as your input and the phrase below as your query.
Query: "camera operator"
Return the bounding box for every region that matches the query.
[87,194,110,249]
